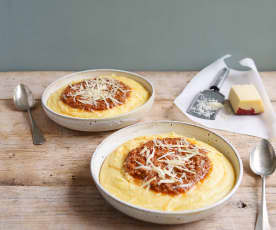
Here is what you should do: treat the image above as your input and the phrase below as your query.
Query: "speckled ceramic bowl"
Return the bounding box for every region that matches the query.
[41,69,154,131]
[90,121,243,224]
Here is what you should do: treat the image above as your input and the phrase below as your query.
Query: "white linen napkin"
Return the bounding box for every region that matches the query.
[174,55,276,139]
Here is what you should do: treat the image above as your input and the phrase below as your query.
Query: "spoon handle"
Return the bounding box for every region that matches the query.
[27,109,46,145]
[256,176,270,230]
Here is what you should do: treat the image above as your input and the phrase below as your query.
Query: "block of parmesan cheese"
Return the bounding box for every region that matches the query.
[229,84,264,115]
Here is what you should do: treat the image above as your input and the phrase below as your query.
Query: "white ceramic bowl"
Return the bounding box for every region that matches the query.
[91,121,243,224]
[41,69,154,132]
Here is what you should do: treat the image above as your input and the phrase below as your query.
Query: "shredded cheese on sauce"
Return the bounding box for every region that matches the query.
[64,77,130,109]
[132,138,209,190]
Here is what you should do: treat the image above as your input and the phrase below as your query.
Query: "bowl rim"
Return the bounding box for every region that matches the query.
[90,120,243,215]
[41,69,155,121]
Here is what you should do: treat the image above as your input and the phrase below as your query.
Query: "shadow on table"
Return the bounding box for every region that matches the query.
[66,163,195,230]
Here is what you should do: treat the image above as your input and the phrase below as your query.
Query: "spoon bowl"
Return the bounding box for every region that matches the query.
[250,139,276,176]
[13,84,36,110]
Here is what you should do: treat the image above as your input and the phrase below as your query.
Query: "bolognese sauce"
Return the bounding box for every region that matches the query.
[123,137,212,195]
[61,77,131,111]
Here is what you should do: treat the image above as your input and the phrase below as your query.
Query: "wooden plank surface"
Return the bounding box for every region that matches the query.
[0,71,276,230]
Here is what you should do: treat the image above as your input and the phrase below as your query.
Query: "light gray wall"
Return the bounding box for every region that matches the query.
[1,0,276,71]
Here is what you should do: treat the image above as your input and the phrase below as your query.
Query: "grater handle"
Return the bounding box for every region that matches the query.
[209,67,230,91]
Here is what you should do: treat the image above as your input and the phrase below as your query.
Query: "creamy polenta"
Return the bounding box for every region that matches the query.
[100,133,235,211]
[47,75,150,118]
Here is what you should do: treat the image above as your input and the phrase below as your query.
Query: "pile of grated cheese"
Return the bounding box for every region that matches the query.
[64,76,130,109]
[189,94,224,119]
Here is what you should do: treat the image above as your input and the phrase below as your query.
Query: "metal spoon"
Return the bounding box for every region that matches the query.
[250,139,276,230]
[13,84,45,145]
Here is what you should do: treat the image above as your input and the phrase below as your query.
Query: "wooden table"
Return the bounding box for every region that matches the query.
[0,71,276,230]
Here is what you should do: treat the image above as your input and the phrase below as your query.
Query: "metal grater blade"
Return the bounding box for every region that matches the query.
[187,90,225,120]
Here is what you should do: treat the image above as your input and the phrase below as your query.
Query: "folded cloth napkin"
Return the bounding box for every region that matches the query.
[174,54,276,139]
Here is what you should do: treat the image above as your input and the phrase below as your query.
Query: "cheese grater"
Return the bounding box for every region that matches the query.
[187,67,230,120]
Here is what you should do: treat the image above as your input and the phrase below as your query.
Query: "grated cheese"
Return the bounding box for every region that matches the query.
[141,177,156,189]
[189,94,224,119]
[65,76,130,109]
[133,137,209,191]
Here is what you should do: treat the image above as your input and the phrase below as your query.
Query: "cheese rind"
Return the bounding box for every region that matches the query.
[229,84,264,115]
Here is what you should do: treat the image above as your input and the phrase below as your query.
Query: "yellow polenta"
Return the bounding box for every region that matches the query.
[100,133,235,211]
[47,75,150,119]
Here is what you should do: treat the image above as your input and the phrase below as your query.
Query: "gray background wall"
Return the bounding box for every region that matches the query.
[1,0,276,71]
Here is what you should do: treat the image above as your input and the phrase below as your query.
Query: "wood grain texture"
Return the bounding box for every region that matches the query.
[0,71,276,229]
[0,186,275,230]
